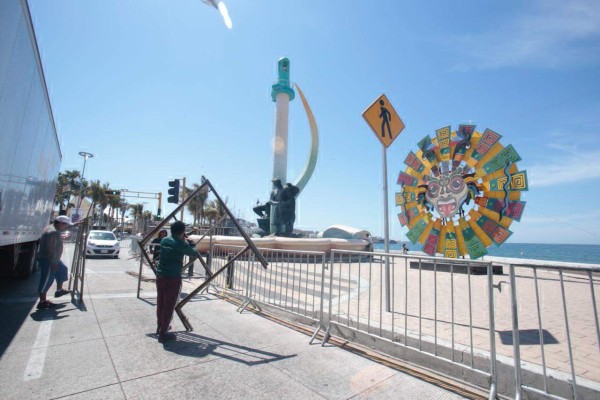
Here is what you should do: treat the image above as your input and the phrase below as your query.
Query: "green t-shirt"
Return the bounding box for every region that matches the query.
[155,235,200,277]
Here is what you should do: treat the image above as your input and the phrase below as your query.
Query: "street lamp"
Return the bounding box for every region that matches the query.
[75,151,94,221]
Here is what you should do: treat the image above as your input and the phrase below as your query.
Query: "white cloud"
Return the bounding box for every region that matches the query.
[451,0,600,69]
[545,142,578,153]
[527,148,600,186]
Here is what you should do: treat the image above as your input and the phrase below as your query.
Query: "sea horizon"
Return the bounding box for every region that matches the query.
[374,242,600,265]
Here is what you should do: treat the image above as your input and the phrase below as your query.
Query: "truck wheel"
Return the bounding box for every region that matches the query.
[17,242,38,280]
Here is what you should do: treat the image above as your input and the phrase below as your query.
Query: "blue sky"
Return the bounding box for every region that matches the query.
[28,0,600,244]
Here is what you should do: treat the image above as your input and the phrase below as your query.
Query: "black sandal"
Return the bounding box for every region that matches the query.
[36,301,57,309]
[55,289,70,298]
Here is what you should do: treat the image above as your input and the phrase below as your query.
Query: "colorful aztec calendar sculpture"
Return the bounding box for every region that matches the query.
[396,125,528,259]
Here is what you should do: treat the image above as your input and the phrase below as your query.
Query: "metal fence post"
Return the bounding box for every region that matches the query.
[509,264,522,400]
[559,270,578,400]
[310,254,328,344]
[487,262,498,400]
[322,251,336,346]
[237,252,256,313]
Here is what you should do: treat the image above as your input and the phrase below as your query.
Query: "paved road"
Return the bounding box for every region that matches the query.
[0,243,473,399]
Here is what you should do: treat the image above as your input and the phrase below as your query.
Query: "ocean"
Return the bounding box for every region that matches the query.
[373,242,600,265]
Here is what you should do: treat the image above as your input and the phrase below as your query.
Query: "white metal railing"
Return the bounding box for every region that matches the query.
[209,244,326,323]
[319,249,498,399]
[508,263,600,400]
[190,243,600,399]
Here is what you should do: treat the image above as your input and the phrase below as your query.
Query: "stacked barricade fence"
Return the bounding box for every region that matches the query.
[68,217,90,305]
[130,235,143,256]
[209,244,326,324]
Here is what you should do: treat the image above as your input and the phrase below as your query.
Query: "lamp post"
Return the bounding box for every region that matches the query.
[75,151,93,221]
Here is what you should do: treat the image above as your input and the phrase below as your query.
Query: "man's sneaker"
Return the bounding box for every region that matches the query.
[36,301,57,309]
[54,289,70,298]
[158,332,176,343]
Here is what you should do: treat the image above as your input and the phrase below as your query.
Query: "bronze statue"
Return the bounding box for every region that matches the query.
[253,178,283,218]
[253,179,299,236]
[280,183,300,235]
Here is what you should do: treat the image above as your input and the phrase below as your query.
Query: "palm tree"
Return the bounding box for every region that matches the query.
[215,196,228,220]
[53,171,68,211]
[108,194,121,227]
[117,198,129,233]
[117,198,129,226]
[185,183,208,226]
[54,170,81,212]
[68,177,88,214]
[88,180,105,224]
[203,201,220,225]
[98,182,111,226]
[129,204,144,233]
[142,210,153,234]
[203,197,228,225]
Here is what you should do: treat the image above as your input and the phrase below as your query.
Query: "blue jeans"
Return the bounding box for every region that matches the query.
[37,259,68,294]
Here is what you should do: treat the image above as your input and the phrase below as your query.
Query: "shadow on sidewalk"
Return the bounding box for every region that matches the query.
[0,277,38,358]
[154,331,297,366]
[70,298,87,311]
[497,329,559,345]
[29,303,69,321]
[138,293,217,308]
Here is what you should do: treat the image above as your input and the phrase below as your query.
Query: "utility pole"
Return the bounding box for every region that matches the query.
[157,192,162,217]
[180,177,186,222]
[75,151,93,222]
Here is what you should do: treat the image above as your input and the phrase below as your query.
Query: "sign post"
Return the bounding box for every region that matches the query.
[362,94,404,312]
[71,208,83,224]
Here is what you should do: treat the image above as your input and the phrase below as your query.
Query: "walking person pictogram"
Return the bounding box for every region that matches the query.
[379,100,392,139]
[363,94,404,148]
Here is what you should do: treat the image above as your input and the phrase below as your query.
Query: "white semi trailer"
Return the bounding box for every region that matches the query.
[0,0,62,278]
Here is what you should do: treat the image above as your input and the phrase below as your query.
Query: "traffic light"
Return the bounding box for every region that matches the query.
[167,179,180,203]
[104,189,121,196]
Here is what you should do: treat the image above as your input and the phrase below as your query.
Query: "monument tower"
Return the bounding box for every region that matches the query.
[253,57,318,236]
[270,57,295,184]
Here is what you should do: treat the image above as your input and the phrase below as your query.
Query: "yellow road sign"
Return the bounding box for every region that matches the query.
[362,94,404,148]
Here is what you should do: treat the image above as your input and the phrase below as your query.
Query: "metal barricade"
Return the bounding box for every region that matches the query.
[508,263,600,400]
[176,241,600,399]
[129,234,143,256]
[68,217,90,305]
[320,249,498,399]
[209,244,326,324]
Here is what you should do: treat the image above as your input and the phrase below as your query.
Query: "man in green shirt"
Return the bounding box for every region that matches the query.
[155,221,201,343]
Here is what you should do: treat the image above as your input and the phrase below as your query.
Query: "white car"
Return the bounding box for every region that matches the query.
[86,230,120,258]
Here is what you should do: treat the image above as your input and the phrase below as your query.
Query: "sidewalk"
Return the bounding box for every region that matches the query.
[0,244,474,399]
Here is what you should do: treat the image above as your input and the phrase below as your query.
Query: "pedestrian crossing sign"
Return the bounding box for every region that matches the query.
[362,94,404,148]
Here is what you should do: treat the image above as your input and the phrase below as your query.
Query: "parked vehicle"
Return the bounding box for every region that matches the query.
[0,0,62,279]
[86,231,120,258]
